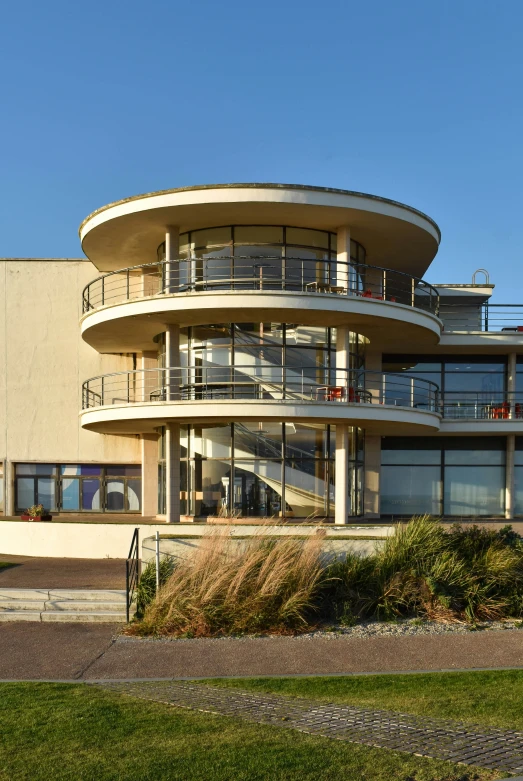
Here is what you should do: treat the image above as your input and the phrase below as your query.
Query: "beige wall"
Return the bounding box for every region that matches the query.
[0,259,140,469]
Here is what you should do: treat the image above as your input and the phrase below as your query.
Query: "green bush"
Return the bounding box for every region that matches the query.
[130,518,523,636]
[135,557,175,618]
[322,516,523,624]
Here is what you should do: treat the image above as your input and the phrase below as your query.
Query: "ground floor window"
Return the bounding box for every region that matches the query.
[381,437,506,517]
[158,424,364,518]
[14,464,141,514]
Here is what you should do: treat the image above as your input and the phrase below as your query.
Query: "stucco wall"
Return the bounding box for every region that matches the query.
[0,259,140,469]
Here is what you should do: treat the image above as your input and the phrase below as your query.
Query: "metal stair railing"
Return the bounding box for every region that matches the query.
[125,527,140,623]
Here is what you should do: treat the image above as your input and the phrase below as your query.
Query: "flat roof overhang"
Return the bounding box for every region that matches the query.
[80,184,440,277]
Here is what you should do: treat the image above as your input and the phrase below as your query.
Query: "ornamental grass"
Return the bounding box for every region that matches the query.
[133,529,326,637]
[132,517,523,637]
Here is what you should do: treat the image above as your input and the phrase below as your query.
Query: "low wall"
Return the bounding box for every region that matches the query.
[0,521,393,560]
[142,533,388,565]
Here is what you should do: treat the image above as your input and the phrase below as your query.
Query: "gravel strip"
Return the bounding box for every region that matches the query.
[122,617,523,642]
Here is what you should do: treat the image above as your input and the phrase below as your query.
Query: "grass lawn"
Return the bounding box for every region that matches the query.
[203,669,523,731]
[0,562,15,571]
[0,682,498,781]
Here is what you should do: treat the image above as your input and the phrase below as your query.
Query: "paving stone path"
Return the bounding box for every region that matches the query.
[94,680,523,774]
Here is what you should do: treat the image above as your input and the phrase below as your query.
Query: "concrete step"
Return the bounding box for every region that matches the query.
[47,589,127,602]
[0,588,128,622]
[41,611,126,623]
[0,589,51,601]
[0,611,42,621]
[0,599,47,611]
[45,600,126,613]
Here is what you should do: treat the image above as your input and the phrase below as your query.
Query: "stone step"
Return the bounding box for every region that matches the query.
[45,600,126,613]
[0,599,47,611]
[41,611,126,623]
[0,589,51,601]
[0,588,126,602]
[0,611,42,622]
[48,589,127,602]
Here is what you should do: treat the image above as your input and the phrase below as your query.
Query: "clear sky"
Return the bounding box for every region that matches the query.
[1,0,522,301]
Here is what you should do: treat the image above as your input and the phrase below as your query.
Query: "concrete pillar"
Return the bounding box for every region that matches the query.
[141,434,159,517]
[165,422,180,524]
[335,326,351,524]
[336,226,350,292]
[364,435,381,517]
[506,434,515,520]
[165,226,180,293]
[335,425,349,525]
[508,352,517,417]
[6,461,14,517]
[165,325,180,400]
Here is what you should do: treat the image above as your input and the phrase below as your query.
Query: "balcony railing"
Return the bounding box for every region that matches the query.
[82,367,440,413]
[440,392,523,419]
[439,303,523,333]
[82,257,440,316]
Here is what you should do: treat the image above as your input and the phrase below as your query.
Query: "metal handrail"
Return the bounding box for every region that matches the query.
[439,302,523,333]
[125,527,140,623]
[81,256,440,316]
[440,391,523,419]
[82,366,440,412]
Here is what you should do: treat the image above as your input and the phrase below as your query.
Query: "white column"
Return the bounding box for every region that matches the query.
[165,422,180,524]
[141,434,159,517]
[165,324,180,400]
[164,323,181,523]
[508,352,517,417]
[336,226,350,292]
[165,226,180,294]
[506,434,515,520]
[335,326,351,525]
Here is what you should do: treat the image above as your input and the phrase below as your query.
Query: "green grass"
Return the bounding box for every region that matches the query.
[0,561,16,570]
[202,669,523,731]
[0,683,497,781]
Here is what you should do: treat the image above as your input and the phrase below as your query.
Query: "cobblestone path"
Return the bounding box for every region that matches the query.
[94,680,523,774]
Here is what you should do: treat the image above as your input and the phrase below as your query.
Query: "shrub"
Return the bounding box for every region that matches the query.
[131,529,326,637]
[131,518,523,637]
[322,517,523,624]
[135,557,175,617]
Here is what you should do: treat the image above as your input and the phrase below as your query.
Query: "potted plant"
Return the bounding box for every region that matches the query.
[21,504,52,522]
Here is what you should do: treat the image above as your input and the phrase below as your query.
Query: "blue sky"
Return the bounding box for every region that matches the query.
[1,0,522,300]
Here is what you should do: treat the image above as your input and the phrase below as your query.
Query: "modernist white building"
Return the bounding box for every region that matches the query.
[2,183,523,525]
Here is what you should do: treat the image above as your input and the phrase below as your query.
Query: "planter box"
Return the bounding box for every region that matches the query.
[20,514,53,522]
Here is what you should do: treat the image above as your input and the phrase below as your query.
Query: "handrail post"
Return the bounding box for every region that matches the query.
[411,277,415,307]
[484,301,489,332]
[101,277,105,307]
[383,269,387,300]
[126,269,130,300]
[101,376,104,406]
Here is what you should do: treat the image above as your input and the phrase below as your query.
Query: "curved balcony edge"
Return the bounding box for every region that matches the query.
[80,289,442,353]
[80,367,441,434]
[80,399,442,435]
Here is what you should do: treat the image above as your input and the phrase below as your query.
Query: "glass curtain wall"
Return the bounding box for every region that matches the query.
[158,424,364,519]
[381,437,506,517]
[513,437,523,515]
[383,355,506,415]
[157,225,366,292]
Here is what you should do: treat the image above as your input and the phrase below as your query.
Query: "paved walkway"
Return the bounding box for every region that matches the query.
[0,556,126,589]
[95,680,523,775]
[1,624,523,680]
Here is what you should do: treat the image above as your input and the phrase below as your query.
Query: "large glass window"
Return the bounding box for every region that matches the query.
[157,226,365,293]
[14,464,141,513]
[159,423,363,519]
[381,437,506,517]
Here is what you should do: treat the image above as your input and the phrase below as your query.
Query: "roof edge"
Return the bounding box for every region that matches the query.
[79,182,441,241]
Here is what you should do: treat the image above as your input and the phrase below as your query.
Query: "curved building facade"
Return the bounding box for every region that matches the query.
[78,183,442,524]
